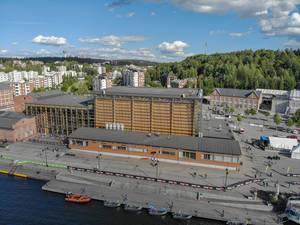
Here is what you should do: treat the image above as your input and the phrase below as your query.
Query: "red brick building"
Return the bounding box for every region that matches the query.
[209,88,262,111]
[0,111,37,142]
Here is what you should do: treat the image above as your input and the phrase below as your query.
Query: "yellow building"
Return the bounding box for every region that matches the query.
[94,87,201,136]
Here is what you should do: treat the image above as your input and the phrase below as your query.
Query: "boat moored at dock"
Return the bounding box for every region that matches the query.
[124,204,142,211]
[148,206,168,216]
[65,193,91,203]
[172,212,192,220]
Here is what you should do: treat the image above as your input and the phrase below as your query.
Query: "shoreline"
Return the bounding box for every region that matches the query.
[0,158,279,225]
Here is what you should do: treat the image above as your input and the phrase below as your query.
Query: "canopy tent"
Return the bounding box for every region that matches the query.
[268,137,298,150]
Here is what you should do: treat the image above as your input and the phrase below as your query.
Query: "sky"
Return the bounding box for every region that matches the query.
[1,0,300,62]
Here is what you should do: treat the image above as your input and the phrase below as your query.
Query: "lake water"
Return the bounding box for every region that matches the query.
[0,175,224,225]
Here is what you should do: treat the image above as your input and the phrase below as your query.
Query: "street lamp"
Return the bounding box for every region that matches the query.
[151,156,159,179]
[96,153,102,171]
[224,168,229,191]
[42,147,49,167]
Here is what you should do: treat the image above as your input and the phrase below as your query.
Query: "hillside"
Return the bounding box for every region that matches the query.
[146,49,300,94]
[0,57,157,67]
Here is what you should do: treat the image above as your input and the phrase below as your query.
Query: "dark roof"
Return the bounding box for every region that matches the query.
[29,90,65,100]
[0,111,30,130]
[0,82,11,91]
[28,93,93,107]
[202,119,234,140]
[69,127,241,156]
[215,88,261,98]
[94,87,202,99]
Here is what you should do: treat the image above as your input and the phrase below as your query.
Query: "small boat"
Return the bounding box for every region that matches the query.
[148,206,168,216]
[124,204,142,211]
[65,194,91,203]
[172,212,192,220]
[104,200,121,208]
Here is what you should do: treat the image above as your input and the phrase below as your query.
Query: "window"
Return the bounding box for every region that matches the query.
[203,154,211,160]
[214,155,224,161]
[117,146,127,150]
[102,145,112,149]
[160,150,176,156]
[128,147,147,153]
[224,156,232,162]
[181,151,196,160]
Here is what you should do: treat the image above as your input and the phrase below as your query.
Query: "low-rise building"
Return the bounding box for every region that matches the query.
[289,89,300,114]
[68,127,241,170]
[209,88,262,111]
[0,111,36,142]
[25,91,94,136]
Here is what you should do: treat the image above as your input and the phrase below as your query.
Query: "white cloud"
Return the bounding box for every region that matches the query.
[209,29,226,35]
[79,35,145,47]
[11,42,18,45]
[171,0,300,38]
[284,39,300,48]
[36,49,51,55]
[0,49,8,54]
[229,31,251,38]
[32,35,67,46]
[158,41,189,55]
[126,12,136,17]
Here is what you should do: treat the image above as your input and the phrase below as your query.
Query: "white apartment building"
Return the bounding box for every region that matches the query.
[122,69,145,87]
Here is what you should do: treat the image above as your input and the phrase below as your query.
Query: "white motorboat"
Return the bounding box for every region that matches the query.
[104,200,121,208]
[124,204,142,211]
[148,206,167,216]
[172,212,192,220]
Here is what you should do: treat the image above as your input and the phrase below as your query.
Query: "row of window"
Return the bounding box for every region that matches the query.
[70,139,239,163]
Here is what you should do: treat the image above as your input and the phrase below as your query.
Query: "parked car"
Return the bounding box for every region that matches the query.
[287,135,298,139]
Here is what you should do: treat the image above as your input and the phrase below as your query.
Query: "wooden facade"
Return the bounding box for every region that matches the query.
[68,138,240,169]
[95,96,200,136]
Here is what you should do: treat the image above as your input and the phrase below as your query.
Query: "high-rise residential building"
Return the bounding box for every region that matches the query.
[122,69,145,87]
[0,82,14,111]
[93,75,113,91]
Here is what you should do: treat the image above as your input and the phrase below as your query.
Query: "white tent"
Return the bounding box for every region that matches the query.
[292,145,300,159]
[269,137,298,150]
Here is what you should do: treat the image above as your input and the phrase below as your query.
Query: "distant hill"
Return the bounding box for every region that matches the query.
[146,49,300,94]
[0,57,158,67]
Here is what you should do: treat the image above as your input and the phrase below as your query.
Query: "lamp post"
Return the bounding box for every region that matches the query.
[151,156,159,179]
[96,153,102,171]
[42,147,49,167]
[224,168,229,191]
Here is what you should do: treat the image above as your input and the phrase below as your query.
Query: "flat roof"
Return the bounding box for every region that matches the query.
[202,118,234,140]
[28,93,93,107]
[69,127,241,156]
[94,86,202,100]
[216,88,261,98]
[0,111,31,130]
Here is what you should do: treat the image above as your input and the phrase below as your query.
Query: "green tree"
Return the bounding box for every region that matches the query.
[274,113,282,132]
[287,118,294,127]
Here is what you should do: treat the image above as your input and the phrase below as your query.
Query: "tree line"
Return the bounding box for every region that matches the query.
[146,49,300,95]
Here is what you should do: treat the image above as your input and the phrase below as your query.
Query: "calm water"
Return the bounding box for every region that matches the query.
[0,175,223,225]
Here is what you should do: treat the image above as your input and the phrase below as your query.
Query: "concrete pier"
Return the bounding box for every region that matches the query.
[42,171,277,225]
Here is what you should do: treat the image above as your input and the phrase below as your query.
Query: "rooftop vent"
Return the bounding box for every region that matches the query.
[147,133,152,137]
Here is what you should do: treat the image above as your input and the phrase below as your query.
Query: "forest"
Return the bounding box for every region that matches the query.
[146,49,300,95]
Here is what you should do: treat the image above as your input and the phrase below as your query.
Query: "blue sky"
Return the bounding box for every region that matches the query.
[1,0,300,61]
